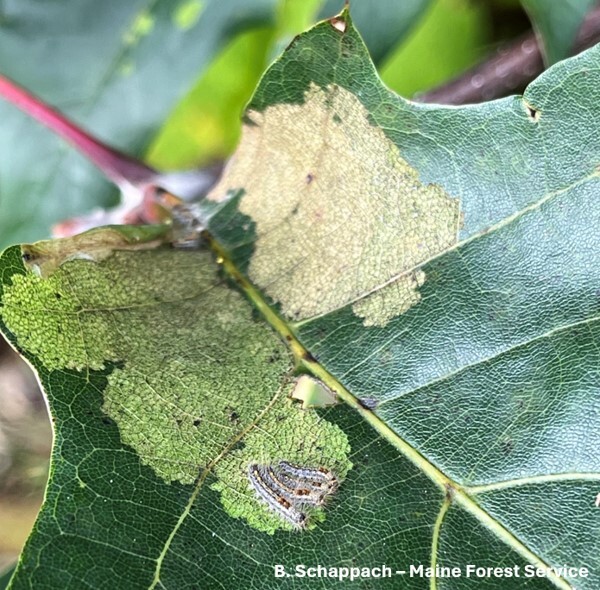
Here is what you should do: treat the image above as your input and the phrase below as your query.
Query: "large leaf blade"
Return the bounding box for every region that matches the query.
[206,10,600,587]
[0,242,449,589]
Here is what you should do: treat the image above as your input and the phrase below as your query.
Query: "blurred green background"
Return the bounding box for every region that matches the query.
[147,0,529,170]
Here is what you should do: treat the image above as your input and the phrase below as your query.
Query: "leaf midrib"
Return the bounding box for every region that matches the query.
[205,235,574,590]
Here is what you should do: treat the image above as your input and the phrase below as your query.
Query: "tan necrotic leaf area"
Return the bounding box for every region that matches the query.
[209,83,460,326]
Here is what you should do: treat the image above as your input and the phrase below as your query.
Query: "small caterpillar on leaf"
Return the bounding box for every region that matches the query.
[247,461,339,529]
[247,464,307,528]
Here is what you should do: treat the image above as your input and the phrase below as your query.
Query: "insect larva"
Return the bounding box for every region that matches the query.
[247,464,307,528]
[258,465,326,506]
[277,461,338,492]
[358,396,379,410]
[273,469,327,496]
[277,461,333,481]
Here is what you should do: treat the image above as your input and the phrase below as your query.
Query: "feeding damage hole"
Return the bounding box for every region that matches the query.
[291,375,337,409]
[248,461,338,529]
[523,100,540,122]
[330,17,347,33]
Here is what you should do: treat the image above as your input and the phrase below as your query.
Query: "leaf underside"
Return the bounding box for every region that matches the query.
[1,10,600,590]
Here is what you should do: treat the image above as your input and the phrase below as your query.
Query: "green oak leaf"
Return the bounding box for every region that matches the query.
[522,0,596,65]
[1,9,600,590]
[2,231,351,536]
[206,9,600,589]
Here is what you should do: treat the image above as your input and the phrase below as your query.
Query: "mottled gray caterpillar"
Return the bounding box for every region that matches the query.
[278,461,338,493]
[247,461,339,529]
[247,463,307,528]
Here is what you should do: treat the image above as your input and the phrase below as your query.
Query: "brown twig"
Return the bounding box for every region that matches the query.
[418,5,600,105]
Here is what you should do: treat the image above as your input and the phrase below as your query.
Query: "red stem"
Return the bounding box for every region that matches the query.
[0,73,156,185]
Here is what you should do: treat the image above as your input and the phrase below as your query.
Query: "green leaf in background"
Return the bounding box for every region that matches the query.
[319,0,432,64]
[521,0,596,64]
[2,8,600,590]
[380,0,490,97]
[0,0,278,249]
[147,0,324,170]
[147,27,275,170]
